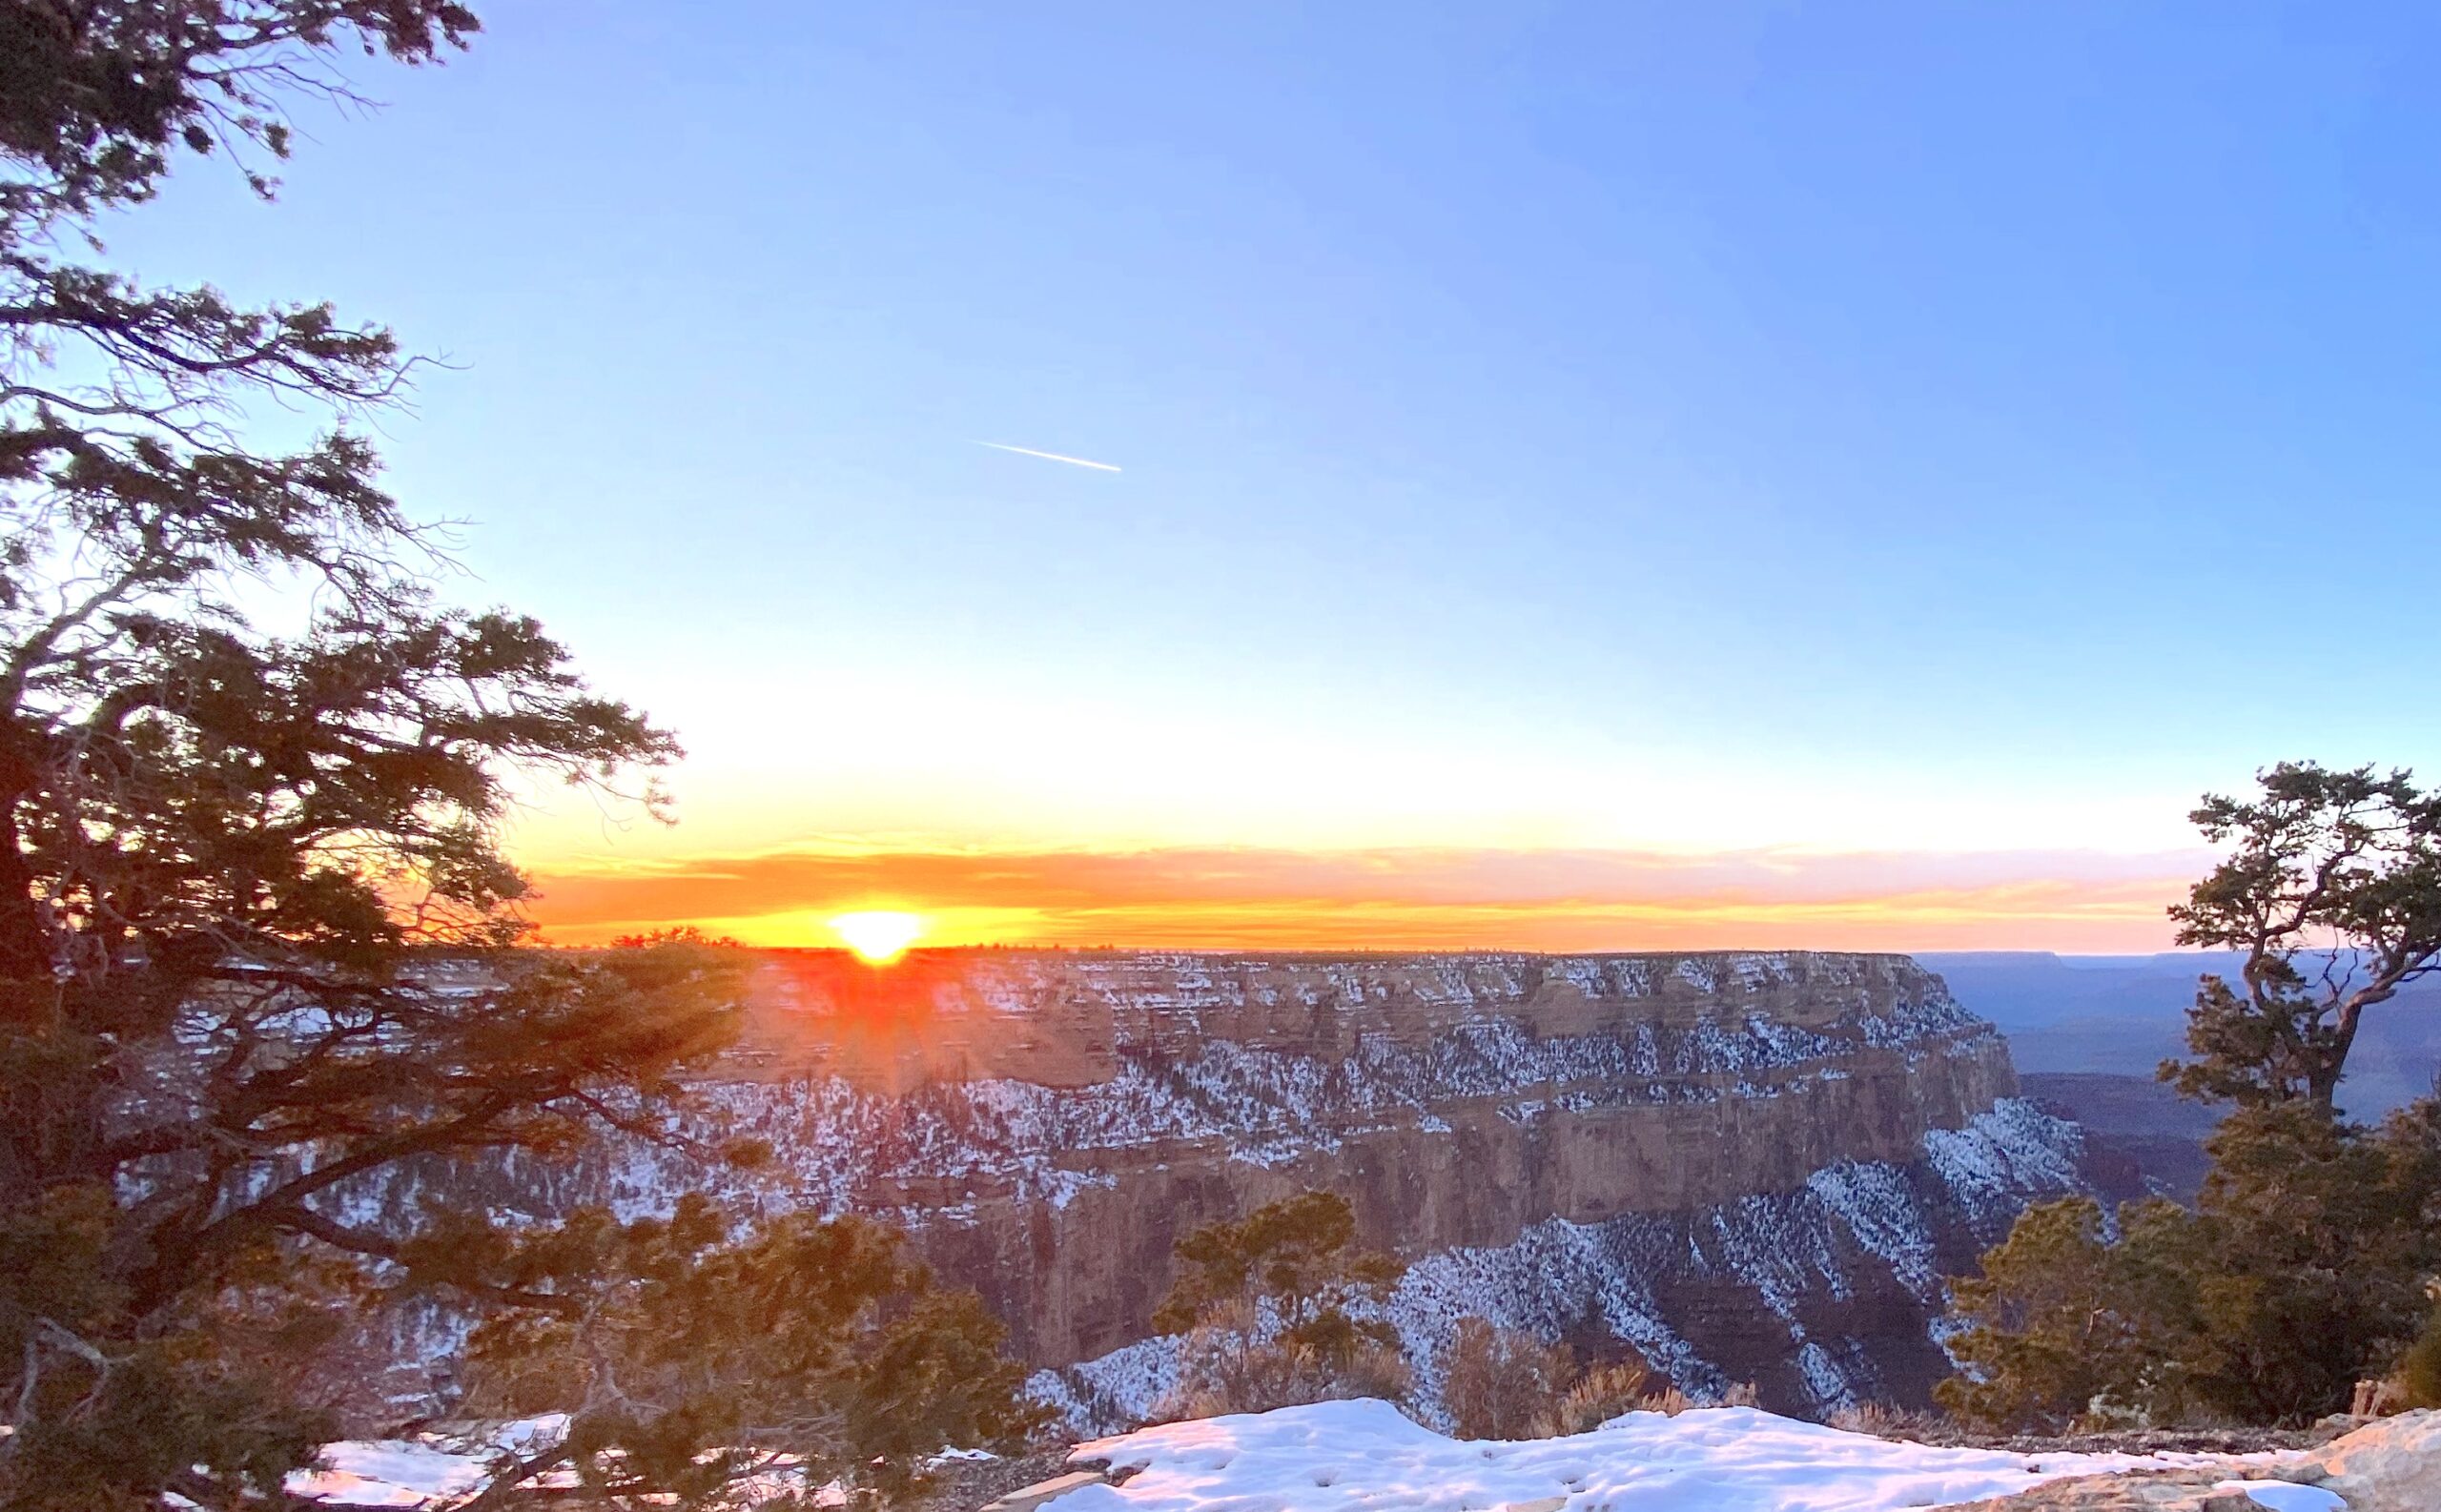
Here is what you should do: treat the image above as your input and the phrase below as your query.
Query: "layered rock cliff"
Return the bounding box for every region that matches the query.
[353,950,2082,1424]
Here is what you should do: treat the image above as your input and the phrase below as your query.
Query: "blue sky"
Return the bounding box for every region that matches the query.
[101,3,2441,945]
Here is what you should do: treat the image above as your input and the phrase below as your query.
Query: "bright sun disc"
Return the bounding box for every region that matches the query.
[829,910,924,964]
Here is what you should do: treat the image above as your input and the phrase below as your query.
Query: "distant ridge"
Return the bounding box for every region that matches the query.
[1918,950,2441,1118]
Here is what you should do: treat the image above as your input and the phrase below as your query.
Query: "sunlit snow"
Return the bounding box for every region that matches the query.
[1063,1400,2294,1512]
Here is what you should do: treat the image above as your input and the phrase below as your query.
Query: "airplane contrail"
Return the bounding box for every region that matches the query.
[970,439,1122,473]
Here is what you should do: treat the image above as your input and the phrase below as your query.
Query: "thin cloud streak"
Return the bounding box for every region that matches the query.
[971,439,1123,472]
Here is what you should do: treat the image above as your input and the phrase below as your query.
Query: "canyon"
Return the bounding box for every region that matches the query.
[357,950,2087,1428]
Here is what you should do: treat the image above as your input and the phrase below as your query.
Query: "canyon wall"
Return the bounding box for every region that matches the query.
[355,950,2082,1423]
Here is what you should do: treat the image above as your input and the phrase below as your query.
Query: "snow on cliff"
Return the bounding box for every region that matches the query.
[492,958,2004,1225]
[290,950,2060,1429]
[1034,1098,2086,1432]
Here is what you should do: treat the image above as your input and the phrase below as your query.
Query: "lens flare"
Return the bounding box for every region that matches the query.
[829,909,924,964]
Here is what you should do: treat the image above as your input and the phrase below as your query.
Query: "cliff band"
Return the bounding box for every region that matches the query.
[344,950,2082,1426]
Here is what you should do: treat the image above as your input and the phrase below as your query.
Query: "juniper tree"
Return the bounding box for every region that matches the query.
[453,1196,1036,1509]
[1155,1191,1411,1418]
[1156,1189,1405,1351]
[0,8,1030,1507]
[1939,762,2441,1429]
[2165,761,2441,1111]
[1939,1104,2441,1428]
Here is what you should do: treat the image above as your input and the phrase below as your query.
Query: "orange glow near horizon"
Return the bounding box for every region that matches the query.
[520,841,2207,954]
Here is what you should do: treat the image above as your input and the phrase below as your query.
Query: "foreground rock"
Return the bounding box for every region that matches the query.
[2302,1409,2441,1512]
[1933,1467,2337,1510]
[980,1469,1110,1512]
[1899,1410,2440,1512]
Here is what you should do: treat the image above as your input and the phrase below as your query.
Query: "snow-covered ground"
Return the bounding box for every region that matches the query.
[284,1420,1008,1508]
[1061,1400,2320,1512]
[285,1440,492,1508]
[286,1418,568,1507]
[281,1401,2350,1510]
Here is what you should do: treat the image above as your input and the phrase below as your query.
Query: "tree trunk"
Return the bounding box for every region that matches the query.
[2308,995,2369,1112]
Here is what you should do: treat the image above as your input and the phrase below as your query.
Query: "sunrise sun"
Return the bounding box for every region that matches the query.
[829,909,925,964]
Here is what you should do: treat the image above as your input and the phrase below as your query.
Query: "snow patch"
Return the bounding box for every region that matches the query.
[1067,1400,2284,1512]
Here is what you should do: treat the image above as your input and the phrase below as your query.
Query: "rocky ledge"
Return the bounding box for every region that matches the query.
[1936,1410,2440,1512]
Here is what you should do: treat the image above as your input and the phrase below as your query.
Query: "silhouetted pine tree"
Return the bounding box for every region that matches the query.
[0,9,1032,1505]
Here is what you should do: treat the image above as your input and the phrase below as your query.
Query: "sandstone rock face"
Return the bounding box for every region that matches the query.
[2302,1408,2441,1512]
[348,950,2082,1426]
[1934,1470,2326,1510]
[977,1468,1108,1511]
